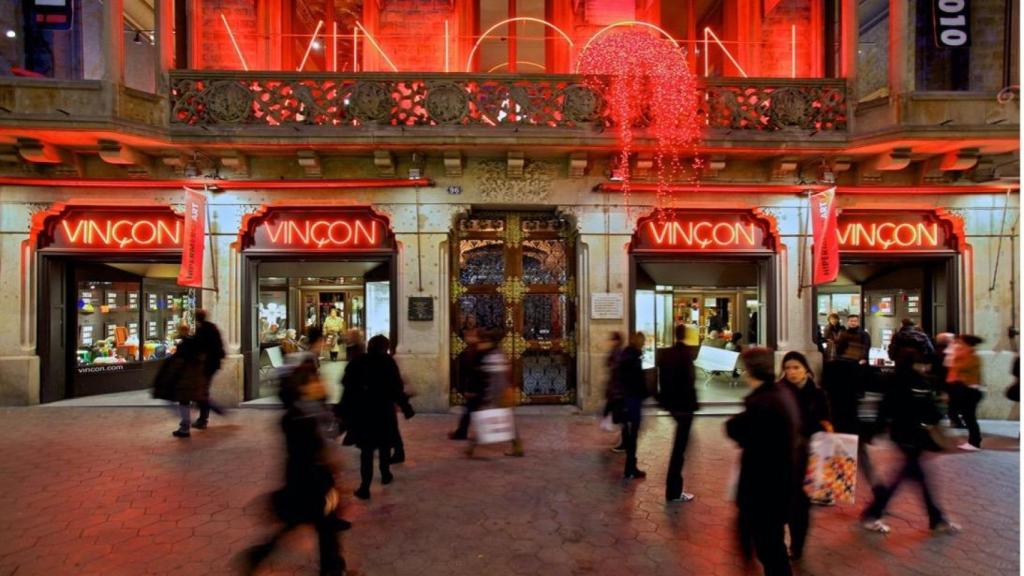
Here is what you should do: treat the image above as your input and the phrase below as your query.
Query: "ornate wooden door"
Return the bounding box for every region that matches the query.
[451,212,577,405]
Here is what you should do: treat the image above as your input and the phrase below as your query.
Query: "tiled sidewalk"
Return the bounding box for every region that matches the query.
[0,408,1018,576]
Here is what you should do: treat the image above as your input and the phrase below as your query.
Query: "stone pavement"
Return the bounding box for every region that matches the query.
[0,408,1018,576]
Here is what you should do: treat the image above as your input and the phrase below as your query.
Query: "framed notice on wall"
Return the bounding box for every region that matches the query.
[408,297,433,321]
[591,293,624,320]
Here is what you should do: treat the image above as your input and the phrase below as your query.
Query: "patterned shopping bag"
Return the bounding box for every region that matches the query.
[804,432,859,504]
[471,408,516,444]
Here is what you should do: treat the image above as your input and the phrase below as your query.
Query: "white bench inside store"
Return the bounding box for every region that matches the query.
[694,346,741,388]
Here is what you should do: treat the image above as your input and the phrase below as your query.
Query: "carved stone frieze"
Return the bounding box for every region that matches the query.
[476,159,554,204]
[424,82,469,124]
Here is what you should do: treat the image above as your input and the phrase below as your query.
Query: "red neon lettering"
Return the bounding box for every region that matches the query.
[310,220,331,247]
[648,220,757,249]
[839,221,940,250]
[329,221,353,245]
[262,218,381,248]
[266,222,286,244]
[61,220,85,243]
[58,217,180,248]
[287,221,310,245]
[354,220,377,245]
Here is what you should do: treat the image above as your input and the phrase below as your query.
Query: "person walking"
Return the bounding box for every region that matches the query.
[657,324,698,502]
[620,332,649,479]
[338,335,406,500]
[323,308,345,361]
[465,330,524,458]
[726,348,801,576]
[860,347,960,534]
[242,326,348,576]
[153,323,208,438]
[821,347,881,491]
[603,332,626,452]
[947,335,985,451]
[778,351,830,560]
[192,309,227,430]
[450,327,482,440]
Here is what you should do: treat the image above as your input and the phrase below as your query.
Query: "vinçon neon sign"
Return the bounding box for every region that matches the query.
[57,216,183,249]
[260,217,380,249]
[837,221,940,250]
[647,220,759,249]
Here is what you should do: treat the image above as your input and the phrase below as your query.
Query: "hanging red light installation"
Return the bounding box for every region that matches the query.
[577,28,702,210]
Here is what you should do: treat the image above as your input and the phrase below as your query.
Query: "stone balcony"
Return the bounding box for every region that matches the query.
[167,71,850,149]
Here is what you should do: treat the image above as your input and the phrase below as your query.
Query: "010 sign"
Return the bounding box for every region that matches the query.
[933,0,970,48]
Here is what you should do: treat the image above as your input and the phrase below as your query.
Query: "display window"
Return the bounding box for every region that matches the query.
[630,208,779,403]
[813,210,964,367]
[31,202,192,402]
[237,204,397,402]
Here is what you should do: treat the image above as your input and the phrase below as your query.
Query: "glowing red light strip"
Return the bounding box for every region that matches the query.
[704,27,747,78]
[353,27,358,72]
[444,19,450,73]
[332,21,338,73]
[297,19,325,72]
[467,17,573,72]
[487,60,546,73]
[220,13,249,71]
[791,25,796,79]
[355,21,398,72]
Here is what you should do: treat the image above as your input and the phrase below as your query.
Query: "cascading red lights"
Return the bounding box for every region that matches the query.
[577,28,702,210]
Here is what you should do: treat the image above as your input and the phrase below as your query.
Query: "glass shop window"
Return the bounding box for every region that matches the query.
[76,278,197,370]
[0,0,105,80]
[124,1,157,92]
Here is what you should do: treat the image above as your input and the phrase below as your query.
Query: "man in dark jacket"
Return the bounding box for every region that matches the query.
[657,324,698,502]
[450,327,481,440]
[193,309,227,429]
[153,323,208,438]
[726,348,801,576]
[888,318,935,364]
[860,348,959,535]
[835,314,870,364]
[619,332,649,479]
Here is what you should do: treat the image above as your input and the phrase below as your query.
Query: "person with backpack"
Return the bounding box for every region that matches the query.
[153,323,208,439]
[241,327,349,576]
[860,346,960,535]
[338,335,407,500]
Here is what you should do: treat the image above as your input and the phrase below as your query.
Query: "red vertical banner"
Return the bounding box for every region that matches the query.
[177,188,206,288]
[810,187,839,285]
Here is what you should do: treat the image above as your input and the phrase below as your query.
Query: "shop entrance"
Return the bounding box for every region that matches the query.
[632,257,775,402]
[814,257,957,366]
[244,258,395,402]
[450,211,578,405]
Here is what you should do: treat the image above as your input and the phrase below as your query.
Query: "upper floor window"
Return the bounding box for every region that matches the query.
[188,0,837,78]
[0,0,104,80]
[915,0,1015,92]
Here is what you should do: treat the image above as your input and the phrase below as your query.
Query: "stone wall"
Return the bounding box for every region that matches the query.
[372,0,453,72]
[196,0,258,70]
[759,0,814,78]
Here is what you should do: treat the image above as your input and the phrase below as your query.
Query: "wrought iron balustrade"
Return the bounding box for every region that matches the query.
[169,71,847,134]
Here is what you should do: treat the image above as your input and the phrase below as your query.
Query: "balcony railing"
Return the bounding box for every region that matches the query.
[169,72,848,134]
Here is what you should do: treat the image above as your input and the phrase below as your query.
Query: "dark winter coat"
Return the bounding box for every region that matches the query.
[152,336,208,403]
[877,365,942,450]
[781,377,830,440]
[726,381,802,526]
[338,351,404,450]
[276,399,336,524]
[835,327,871,362]
[657,343,698,414]
[194,321,226,380]
[616,346,647,422]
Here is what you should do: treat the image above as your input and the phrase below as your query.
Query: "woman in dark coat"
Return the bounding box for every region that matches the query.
[619,332,649,479]
[778,351,831,560]
[339,334,406,500]
[153,323,208,438]
[726,348,801,576]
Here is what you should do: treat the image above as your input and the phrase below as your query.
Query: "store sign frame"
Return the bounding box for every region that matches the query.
[236,204,396,253]
[836,210,961,253]
[30,202,184,253]
[630,209,778,253]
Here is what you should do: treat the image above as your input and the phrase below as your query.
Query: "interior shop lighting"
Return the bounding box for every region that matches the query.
[6,30,17,39]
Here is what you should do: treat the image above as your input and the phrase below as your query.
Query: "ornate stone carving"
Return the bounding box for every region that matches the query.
[348,81,392,123]
[204,81,252,124]
[424,82,469,124]
[561,84,601,123]
[767,87,810,127]
[477,159,554,204]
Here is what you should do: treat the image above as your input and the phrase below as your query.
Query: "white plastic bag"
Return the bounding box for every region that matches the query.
[804,432,859,504]
[471,408,516,444]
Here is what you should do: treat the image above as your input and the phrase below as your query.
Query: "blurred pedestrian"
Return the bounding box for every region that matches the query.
[450,327,482,440]
[466,329,523,457]
[947,335,985,451]
[888,318,935,365]
[726,348,801,576]
[603,332,626,452]
[192,309,227,430]
[726,332,744,352]
[345,329,365,361]
[778,351,830,560]
[657,324,697,501]
[861,348,960,534]
[242,325,348,576]
[153,323,207,439]
[324,308,344,361]
[704,330,727,348]
[620,332,649,479]
[821,351,880,490]
[339,335,407,500]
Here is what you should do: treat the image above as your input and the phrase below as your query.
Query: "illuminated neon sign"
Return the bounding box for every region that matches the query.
[837,212,954,252]
[632,211,774,252]
[241,207,394,252]
[53,214,183,250]
[262,218,379,248]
